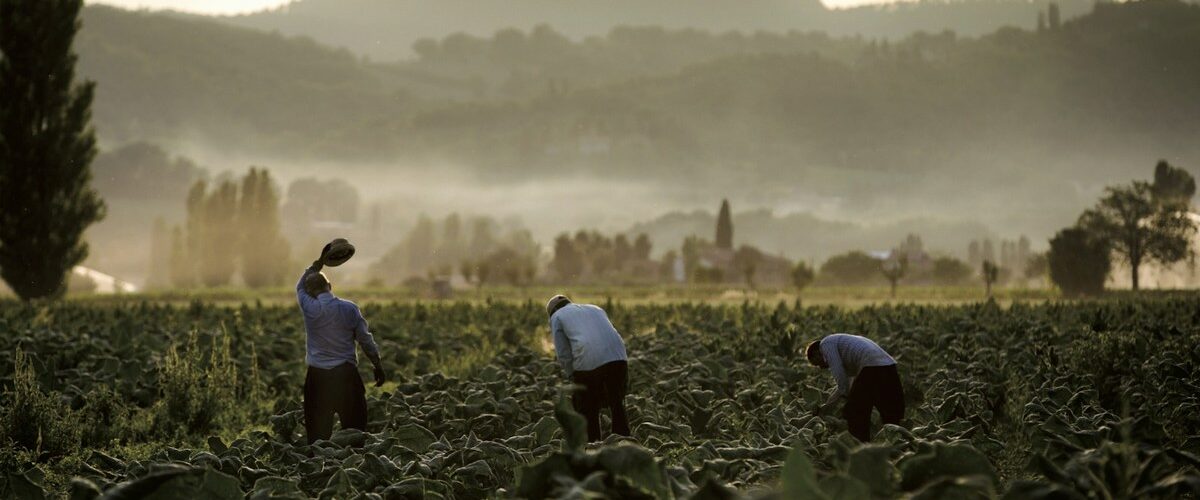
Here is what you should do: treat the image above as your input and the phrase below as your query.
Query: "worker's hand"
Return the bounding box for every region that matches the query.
[373,365,386,387]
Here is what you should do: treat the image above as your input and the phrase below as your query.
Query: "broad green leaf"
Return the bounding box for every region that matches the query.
[781,446,829,500]
[514,453,575,499]
[595,444,675,499]
[898,442,997,491]
[906,474,996,500]
[248,476,305,500]
[6,472,46,500]
[555,395,588,453]
[847,444,896,497]
[393,423,437,453]
[819,474,871,500]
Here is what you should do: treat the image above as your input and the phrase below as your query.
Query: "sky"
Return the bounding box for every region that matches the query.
[89,0,880,15]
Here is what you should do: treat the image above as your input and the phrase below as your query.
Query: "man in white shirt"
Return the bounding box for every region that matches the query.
[547,294,630,442]
[806,333,904,442]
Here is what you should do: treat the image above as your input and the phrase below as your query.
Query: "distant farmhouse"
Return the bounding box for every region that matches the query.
[681,199,793,287]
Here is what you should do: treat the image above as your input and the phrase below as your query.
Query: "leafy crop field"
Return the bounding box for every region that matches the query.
[1,297,1199,498]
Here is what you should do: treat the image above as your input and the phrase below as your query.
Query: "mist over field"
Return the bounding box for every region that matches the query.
[61,0,1200,287]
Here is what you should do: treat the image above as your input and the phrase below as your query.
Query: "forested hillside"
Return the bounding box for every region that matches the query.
[75,0,1200,245]
[223,0,1094,62]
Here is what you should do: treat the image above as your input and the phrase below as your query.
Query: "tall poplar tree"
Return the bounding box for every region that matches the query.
[239,167,289,287]
[0,0,105,299]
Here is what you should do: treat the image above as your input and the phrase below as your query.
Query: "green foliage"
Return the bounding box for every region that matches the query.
[819,251,882,286]
[930,257,973,286]
[0,0,105,300]
[2,297,1200,496]
[1151,159,1195,206]
[153,330,240,437]
[1,350,81,459]
[791,261,815,292]
[1048,227,1109,296]
[1078,180,1196,290]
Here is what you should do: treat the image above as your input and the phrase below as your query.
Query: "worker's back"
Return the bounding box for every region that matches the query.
[551,303,627,372]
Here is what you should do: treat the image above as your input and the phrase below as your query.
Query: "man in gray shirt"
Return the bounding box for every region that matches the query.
[548,294,629,442]
[297,240,385,444]
[806,333,904,442]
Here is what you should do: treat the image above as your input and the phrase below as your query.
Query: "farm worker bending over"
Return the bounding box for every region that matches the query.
[547,294,630,442]
[806,333,904,442]
[296,239,386,444]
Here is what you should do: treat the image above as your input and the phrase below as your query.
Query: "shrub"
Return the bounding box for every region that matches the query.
[1048,227,1109,296]
[1,349,80,459]
[153,330,239,437]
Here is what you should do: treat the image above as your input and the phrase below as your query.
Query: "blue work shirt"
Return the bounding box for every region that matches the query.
[820,333,896,398]
[550,303,628,378]
[296,266,379,369]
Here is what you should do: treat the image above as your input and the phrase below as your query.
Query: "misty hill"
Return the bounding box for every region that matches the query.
[223,0,1093,62]
[74,0,1200,246]
[77,6,421,156]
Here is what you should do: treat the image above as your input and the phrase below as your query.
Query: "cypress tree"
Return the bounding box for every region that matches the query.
[0,0,105,299]
[715,199,733,249]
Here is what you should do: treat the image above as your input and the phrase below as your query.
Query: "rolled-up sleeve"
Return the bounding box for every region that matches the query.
[351,305,379,355]
[551,315,574,378]
[296,266,320,316]
[822,340,850,397]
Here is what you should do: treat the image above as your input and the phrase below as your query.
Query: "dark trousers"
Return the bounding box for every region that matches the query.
[572,360,630,442]
[844,364,905,442]
[303,363,367,444]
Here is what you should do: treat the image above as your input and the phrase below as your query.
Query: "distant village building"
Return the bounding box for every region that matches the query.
[73,266,137,294]
[688,200,793,287]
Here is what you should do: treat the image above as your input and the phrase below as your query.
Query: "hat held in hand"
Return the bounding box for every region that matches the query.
[323,238,356,267]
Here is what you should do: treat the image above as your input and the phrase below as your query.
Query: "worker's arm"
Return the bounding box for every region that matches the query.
[818,340,850,414]
[296,243,332,313]
[352,305,385,387]
[296,261,322,313]
[551,315,575,380]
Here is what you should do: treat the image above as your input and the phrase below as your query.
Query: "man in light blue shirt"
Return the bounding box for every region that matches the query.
[297,240,385,444]
[548,295,629,442]
[806,333,903,442]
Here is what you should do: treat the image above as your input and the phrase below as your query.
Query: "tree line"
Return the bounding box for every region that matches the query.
[1047,160,1196,295]
[147,168,292,289]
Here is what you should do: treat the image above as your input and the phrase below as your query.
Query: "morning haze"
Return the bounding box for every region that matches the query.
[55,0,1200,288]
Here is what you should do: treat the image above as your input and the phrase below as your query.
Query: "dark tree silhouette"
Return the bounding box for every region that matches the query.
[931,256,972,285]
[633,233,652,260]
[791,261,815,293]
[1151,160,1195,206]
[551,234,582,282]
[0,0,105,299]
[1048,227,1109,296]
[880,255,908,298]
[819,251,880,286]
[1079,181,1195,290]
[982,260,999,298]
[715,199,733,250]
